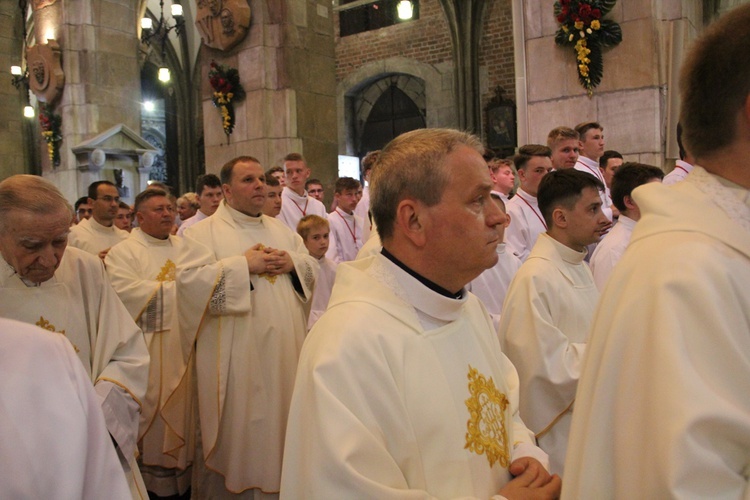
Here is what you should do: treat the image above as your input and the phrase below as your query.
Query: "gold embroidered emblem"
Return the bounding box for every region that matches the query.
[464,365,510,468]
[255,244,278,284]
[36,316,80,353]
[155,259,176,282]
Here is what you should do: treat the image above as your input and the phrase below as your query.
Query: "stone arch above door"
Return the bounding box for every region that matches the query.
[337,57,456,155]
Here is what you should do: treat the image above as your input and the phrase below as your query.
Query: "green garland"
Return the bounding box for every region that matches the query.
[208,61,246,143]
[553,0,622,95]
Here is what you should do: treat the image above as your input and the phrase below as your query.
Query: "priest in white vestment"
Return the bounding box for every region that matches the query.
[68,180,129,259]
[505,145,553,261]
[0,317,130,499]
[276,153,327,231]
[0,175,150,499]
[281,129,560,498]
[589,162,664,290]
[564,9,750,496]
[177,156,318,497]
[106,188,195,497]
[499,169,610,476]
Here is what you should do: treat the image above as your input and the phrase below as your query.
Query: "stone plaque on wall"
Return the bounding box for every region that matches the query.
[195,0,251,51]
[26,40,65,103]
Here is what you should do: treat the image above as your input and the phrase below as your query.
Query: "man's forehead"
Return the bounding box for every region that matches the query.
[97,184,118,196]
[284,160,307,171]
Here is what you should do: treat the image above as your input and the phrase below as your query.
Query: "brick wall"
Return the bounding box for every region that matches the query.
[334,0,453,82]
[480,0,516,104]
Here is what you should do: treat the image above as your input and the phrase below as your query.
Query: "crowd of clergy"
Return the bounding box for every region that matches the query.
[1,3,749,499]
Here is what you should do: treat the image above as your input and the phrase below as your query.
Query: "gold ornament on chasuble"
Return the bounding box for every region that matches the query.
[464,365,510,468]
[156,259,177,282]
[36,316,79,353]
[255,244,278,284]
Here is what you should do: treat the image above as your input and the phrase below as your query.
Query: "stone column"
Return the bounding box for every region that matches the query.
[516,0,702,169]
[41,0,142,200]
[201,0,337,181]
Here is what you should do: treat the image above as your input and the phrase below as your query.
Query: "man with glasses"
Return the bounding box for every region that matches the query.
[69,180,128,260]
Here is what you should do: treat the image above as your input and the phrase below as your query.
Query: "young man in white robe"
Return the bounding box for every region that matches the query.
[589,162,663,290]
[106,188,194,497]
[505,144,554,261]
[177,156,318,498]
[0,317,130,499]
[488,157,516,203]
[0,175,150,498]
[177,174,223,236]
[573,122,614,221]
[499,169,610,476]
[281,128,560,499]
[467,194,522,326]
[276,152,327,231]
[354,150,379,242]
[326,176,365,263]
[297,214,337,330]
[563,6,750,497]
[68,180,129,260]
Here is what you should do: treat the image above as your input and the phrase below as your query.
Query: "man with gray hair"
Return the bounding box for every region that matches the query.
[564,4,750,497]
[281,128,559,499]
[0,174,149,498]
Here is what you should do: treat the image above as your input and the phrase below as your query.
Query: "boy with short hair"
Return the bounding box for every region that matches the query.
[263,175,283,217]
[297,215,337,330]
[326,177,365,263]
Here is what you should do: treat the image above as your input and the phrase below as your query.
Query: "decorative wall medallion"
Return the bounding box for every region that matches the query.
[195,0,251,51]
[32,0,58,10]
[25,40,65,103]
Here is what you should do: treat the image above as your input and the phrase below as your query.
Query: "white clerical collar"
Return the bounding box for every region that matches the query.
[136,227,172,246]
[89,217,117,233]
[515,188,538,204]
[496,242,508,255]
[284,186,309,202]
[541,232,588,265]
[224,202,264,226]
[617,215,637,231]
[577,155,599,170]
[674,160,694,173]
[379,249,467,327]
[335,207,354,219]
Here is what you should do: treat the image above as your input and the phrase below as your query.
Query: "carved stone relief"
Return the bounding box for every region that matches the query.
[195,0,251,51]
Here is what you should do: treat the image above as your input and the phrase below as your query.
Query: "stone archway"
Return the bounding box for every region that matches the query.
[337,57,456,155]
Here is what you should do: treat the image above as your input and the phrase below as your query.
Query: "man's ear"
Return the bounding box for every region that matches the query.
[395,198,427,248]
[503,212,512,228]
[623,195,637,212]
[551,206,567,228]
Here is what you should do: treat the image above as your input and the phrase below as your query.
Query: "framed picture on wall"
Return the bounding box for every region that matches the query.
[485,86,516,157]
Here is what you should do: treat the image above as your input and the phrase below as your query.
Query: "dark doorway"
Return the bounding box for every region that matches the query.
[359,84,425,157]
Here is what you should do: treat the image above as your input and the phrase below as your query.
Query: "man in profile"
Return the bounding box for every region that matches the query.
[282,129,560,499]
[564,4,750,497]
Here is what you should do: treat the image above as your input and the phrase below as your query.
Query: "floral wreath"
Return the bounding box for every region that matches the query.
[39,102,62,167]
[209,61,246,143]
[554,0,622,95]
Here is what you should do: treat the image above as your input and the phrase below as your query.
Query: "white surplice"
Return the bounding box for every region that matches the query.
[574,156,614,221]
[69,216,129,255]
[0,246,150,498]
[467,242,522,323]
[106,228,194,496]
[307,256,337,330]
[176,209,208,237]
[563,167,750,499]
[589,214,636,291]
[0,317,131,499]
[326,207,365,263]
[276,187,327,232]
[505,188,547,262]
[177,202,318,495]
[281,254,548,498]
[662,159,694,185]
[498,233,598,475]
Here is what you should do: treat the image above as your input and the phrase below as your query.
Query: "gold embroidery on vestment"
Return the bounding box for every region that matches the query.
[156,259,176,282]
[36,316,80,353]
[464,365,510,468]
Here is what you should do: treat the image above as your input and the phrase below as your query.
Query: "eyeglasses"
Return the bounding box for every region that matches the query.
[97,195,120,203]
